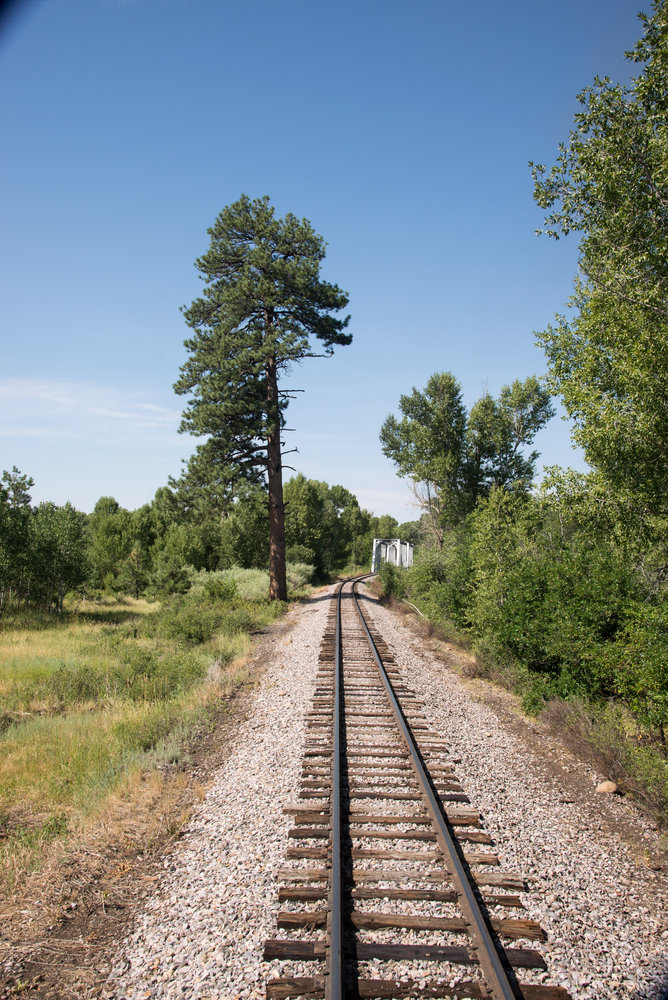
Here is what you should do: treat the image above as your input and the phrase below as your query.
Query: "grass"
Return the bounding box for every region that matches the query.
[0,588,282,892]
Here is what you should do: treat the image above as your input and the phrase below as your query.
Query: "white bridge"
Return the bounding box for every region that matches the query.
[371,538,414,573]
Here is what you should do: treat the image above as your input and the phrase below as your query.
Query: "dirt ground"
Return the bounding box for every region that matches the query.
[1,595,666,999]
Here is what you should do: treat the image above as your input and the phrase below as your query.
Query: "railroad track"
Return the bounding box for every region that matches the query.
[264,579,571,1000]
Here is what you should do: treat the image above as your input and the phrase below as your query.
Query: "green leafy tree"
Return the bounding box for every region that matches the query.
[615,604,668,744]
[30,502,88,611]
[284,476,366,577]
[340,498,374,568]
[531,2,668,320]
[398,520,421,547]
[372,514,400,537]
[87,497,132,589]
[380,372,553,539]
[532,1,668,514]
[148,525,194,595]
[114,506,155,598]
[175,195,351,600]
[0,467,34,606]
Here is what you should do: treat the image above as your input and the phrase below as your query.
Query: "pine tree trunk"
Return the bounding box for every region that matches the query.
[266,352,287,601]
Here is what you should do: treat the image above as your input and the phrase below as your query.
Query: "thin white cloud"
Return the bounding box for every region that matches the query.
[0,378,181,442]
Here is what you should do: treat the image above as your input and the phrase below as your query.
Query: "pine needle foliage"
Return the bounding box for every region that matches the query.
[175,195,351,599]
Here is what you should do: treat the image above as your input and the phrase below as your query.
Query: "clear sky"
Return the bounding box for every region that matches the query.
[1,0,642,521]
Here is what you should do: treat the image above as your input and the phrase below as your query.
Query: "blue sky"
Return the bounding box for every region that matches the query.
[1,0,642,521]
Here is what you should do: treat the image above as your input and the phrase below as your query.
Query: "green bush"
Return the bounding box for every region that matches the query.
[216,567,270,602]
[286,562,315,590]
[378,562,407,600]
[49,662,102,704]
[157,596,227,646]
[614,602,668,743]
[203,575,238,602]
[407,528,472,629]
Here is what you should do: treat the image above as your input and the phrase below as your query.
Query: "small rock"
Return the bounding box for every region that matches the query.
[595,780,618,794]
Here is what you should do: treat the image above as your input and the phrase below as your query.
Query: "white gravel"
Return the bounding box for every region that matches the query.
[106,585,668,1000]
[362,589,668,1000]
[106,585,336,1000]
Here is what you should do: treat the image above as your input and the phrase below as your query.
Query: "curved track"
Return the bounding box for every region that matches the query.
[264,579,572,1000]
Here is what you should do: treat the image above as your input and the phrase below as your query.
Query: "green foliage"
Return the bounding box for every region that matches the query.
[0,467,34,607]
[614,603,668,743]
[0,463,386,610]
[174,194,351,600]
[378,562,407,600]
[46,645,206,705]
[0,470,89,613]
[286,562,315,590]
[143,581,267,647]
[219,487,270,570]
[286,544,316,565]
[380,371,553,534]
[531,2,668,321]
[467,487,637,699]
[30,502,88,611]
[406,527,472,630]
[468,488,551,670]
[532,2,668,516]
[202,574,238,602]
[209,567,270,602]
[88,497,132,589]
[284,474,370,578]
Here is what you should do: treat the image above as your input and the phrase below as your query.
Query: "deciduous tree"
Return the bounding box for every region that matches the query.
[379,372,553,538]
[532,0,668,514]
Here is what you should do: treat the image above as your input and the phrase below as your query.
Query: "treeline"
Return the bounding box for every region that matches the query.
[0,466,412,611]
[382,2,668,811]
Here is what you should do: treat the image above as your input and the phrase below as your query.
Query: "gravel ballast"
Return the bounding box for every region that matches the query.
[363,590,668,1000]
[107,585,668,1000]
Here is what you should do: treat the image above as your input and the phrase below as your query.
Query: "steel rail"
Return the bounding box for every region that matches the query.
[325,583,344,1000]
[351,580,518,1000]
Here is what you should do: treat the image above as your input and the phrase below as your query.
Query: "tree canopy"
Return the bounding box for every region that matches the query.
[532,0,668,515]
[379,371,553,538]
[175,195,351,599]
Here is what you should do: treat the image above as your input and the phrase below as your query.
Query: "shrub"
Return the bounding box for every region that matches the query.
[217,567,269,602]
[203,575,238,602]
[50,661,102,704]
[614,602,668,744]
[156,596,226,646]
[287,562,315,591]
[378,562,407,600]
[407,529,472,628]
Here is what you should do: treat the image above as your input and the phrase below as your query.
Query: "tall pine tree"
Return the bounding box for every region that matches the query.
[175,195,351,600]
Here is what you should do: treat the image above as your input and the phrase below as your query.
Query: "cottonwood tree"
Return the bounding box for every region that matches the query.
[175,195,351,600]
[380,372,553,540]
[531,0,668,514]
